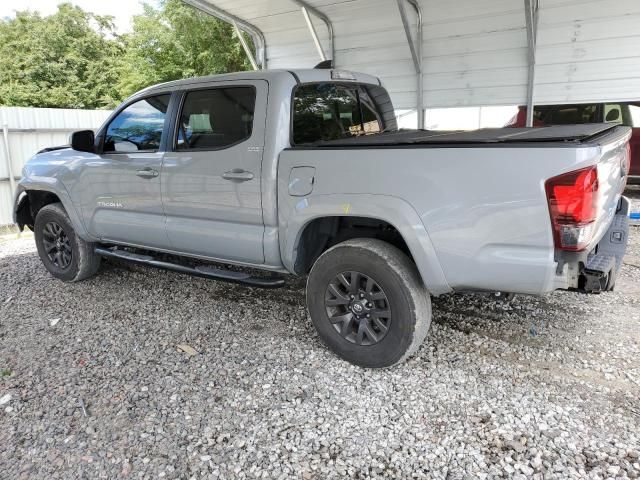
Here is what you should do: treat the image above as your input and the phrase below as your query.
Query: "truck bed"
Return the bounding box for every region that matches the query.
[279,123,630,296]
[308,124,620,148]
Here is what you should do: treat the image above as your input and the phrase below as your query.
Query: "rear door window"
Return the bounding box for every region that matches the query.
[606,103,640,127]
[604,104,624,125]
[543,104,599,125]
[292,83,384,144]
[176,87,256,150]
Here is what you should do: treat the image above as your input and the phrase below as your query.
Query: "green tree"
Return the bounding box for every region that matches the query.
[0,1,251,109]
[117,0,251,98]
[0,3,123,109]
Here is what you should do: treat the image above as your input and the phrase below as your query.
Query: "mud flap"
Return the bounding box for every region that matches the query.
[14,194,33,231]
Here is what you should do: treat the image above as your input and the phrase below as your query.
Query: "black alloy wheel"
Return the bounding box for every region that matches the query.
[307,238,432,368]
[41,221,73,269]
[325,270,391,346]
[34,202,101,282]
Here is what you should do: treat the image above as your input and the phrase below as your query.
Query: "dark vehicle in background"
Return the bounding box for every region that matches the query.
[507,103,640,183]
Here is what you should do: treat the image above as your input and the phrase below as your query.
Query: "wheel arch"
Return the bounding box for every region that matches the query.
[13,183,91,239]
[280,194,451,295]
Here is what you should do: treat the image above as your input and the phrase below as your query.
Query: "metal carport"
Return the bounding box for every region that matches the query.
[183,0,640,128]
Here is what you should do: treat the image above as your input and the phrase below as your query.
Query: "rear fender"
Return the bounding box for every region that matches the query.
[279,193,451,295]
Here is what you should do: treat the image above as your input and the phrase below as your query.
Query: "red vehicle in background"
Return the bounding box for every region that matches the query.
[506,103,640,183]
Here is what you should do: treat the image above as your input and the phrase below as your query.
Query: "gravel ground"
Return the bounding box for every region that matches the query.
[1,191,639,479]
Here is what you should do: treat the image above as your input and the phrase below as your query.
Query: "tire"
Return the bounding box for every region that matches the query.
[306,238,431,368]
[34,203,101,282]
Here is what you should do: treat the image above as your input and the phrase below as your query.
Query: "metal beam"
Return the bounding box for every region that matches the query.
[233,21,258,70]
[524,0,539,127]
[397,0,424,129]
[182,0,267,69]
[2,123,16,197]
[291,0,335,66]
[301,7,326,62]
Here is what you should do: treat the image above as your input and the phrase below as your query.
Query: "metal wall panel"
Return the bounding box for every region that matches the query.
[420,0,528,107]
[534,0,640,104]
[198,0,640,111]
[0,107,111,226]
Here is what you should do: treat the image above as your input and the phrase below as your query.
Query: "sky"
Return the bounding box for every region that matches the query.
[0,0,149,32]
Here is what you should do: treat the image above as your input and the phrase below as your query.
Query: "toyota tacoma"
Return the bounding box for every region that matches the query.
[13,68,631,367]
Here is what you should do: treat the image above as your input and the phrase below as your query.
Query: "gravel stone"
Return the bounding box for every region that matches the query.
[0,188,639,478]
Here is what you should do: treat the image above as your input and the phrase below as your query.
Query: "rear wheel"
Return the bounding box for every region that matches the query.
[306,238,431,368]
[34,203,101,282]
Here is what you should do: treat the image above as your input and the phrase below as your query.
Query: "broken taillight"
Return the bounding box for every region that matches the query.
[545,166,598,251]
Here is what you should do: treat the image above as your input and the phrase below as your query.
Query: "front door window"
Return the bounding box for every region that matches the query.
[104,95,170,153]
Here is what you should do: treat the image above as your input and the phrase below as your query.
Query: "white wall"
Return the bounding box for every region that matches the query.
[397,106,518,130]
[0,107,111,226]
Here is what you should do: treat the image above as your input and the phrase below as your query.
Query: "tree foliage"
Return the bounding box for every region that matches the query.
[0,4,122,108]
[118,0,250,98]
[0,0,251,109]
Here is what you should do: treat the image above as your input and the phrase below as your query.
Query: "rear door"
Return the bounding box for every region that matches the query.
[78,94,172,248]
[161,80,267,263]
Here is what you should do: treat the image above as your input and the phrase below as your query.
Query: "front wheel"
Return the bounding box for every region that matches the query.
[34,203,101,282]
[306,239,431,368]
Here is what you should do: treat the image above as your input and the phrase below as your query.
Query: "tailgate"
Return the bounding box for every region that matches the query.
[589,126,631,249]
[549,125,631,293]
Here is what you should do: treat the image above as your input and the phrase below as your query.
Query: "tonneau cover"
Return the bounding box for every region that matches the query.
[310,124,621,148]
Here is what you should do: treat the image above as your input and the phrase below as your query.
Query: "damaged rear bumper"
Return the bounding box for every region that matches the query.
[558,196,630,293]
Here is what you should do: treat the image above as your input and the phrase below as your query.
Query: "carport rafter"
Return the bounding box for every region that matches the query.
[182,0,268,69]
[396,0,424,129]
[524,0,540,127]
[233,20,258,71]
[291,0,335,65]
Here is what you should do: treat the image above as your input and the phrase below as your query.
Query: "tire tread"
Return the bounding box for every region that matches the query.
[35,203,101,282]
[307,238,431,367]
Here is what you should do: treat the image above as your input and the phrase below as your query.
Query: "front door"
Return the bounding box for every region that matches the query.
[161,81,267,264]
[78,94,171,248]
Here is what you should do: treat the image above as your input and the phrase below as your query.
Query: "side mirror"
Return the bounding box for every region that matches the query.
[605,109,620,122]
[70,130,95,153]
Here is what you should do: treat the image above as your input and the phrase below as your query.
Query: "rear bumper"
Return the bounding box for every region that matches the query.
[556,196,630,293]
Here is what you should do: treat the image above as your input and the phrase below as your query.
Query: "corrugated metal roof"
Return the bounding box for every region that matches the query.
[193,0,640,109]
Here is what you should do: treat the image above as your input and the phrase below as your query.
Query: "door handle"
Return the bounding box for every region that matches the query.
[136,168,159,178]
[222,169,254,181]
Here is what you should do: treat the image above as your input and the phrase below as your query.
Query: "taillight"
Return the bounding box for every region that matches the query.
[545,166,598,251]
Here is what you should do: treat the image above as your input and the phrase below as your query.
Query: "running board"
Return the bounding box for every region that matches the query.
[95,247,286,288]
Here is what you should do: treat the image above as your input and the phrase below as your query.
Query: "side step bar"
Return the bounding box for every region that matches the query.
[95,247,286,289]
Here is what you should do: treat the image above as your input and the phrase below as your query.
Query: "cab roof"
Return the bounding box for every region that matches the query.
[137,68,381,98]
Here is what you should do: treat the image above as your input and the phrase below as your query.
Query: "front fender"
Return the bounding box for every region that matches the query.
[14,178,92,241]
[279,193,451,295]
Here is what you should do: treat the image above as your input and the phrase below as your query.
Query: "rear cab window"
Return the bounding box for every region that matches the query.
[292,83,387,145]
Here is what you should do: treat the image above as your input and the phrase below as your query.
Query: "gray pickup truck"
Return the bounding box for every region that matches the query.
[13,68,631,367]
